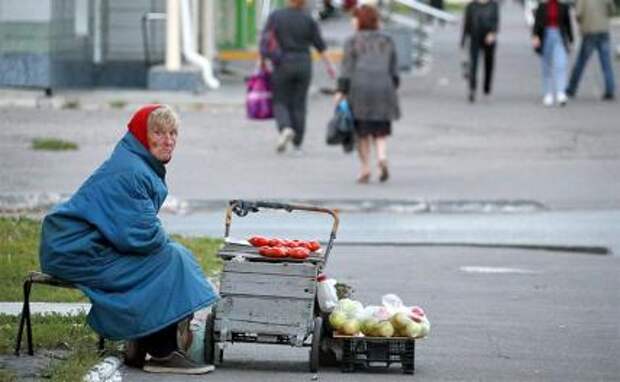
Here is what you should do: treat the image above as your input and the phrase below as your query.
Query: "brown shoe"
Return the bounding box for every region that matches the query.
[378,160,389,182]
[143,350,215,375]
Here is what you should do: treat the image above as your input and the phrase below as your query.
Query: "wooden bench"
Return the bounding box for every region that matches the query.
[14,271,104,356]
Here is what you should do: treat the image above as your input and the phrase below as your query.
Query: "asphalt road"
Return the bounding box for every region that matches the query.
[121,245,620,382]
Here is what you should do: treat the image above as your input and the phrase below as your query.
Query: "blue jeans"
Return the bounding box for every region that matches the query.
[541,28,568,96]
[567,32,616,97]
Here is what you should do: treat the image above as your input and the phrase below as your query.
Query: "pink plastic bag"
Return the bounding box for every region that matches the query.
[246,68,273,120]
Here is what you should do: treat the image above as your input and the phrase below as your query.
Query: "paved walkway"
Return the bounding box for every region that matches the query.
[1,1,619,209]
[0,1,619,260]
[0,302,90,316]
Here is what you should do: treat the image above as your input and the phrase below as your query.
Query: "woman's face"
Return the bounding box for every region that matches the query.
[147,123,178,164]
[352,17,359,30]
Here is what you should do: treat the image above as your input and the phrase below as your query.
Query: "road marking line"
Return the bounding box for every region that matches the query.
[459,266,541,274]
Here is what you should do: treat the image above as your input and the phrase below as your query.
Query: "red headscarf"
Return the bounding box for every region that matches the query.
[127,104,161,149]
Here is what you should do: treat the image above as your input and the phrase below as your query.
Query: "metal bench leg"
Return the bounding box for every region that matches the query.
[15,280,33,356]
[25,281,34,355]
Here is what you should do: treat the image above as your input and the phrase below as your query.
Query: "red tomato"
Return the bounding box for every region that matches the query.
[295,240,309,248]
[282,239,294,247]
[269,238,284,247]
[249,236,270,247]
[287,247,310,259]
[258,246,273,256]
[270,246,288,258]
[306,241,321,252]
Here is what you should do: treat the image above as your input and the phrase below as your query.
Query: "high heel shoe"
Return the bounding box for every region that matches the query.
[357,172,370,184]
[378,160,389,182]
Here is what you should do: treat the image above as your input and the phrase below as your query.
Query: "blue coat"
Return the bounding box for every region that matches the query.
[39,133,218,340]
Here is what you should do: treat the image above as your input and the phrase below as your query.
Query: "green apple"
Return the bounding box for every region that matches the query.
[341,319,360,335]
[329,311,347,330]
[376,321,395,337]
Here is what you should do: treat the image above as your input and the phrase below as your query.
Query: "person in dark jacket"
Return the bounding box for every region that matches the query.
[39,105,218,374]
[461,0,500,103]
[532,0,573,106]
[260,0,336,155]
[336,5,400,183]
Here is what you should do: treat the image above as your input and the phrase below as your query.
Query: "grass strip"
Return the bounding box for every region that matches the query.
[1,313,121,381]
[0,217,223,301]
[31,138,78,151]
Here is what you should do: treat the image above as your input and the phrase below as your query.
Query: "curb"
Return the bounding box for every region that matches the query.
[83,357,122,382]
[0,87,246,112]
[0,96,245,113]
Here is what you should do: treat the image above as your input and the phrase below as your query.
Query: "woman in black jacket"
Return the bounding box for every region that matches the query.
[532,0,573,106]
[261,0,335,155]
[461,0,500,103]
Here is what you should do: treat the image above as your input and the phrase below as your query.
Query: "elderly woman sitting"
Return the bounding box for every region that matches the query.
[39,105,218,374]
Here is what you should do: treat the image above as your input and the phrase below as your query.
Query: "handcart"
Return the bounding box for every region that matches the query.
[204,200,339,372]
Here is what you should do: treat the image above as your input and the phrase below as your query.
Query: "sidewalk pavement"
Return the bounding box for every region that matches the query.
[0,7,619,111]
[0,78,246,112]
[0,302,90,316]
[1,2,619,239]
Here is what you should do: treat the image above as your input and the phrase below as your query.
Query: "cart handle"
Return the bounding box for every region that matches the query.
[224,200,340,266]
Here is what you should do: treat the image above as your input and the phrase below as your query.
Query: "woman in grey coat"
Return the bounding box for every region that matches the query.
[336,4,400,183]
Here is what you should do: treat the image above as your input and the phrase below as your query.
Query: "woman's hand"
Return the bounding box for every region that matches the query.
[325,61,336,80]
[531,36,541,49]
[320,52,337,79]
[485,32,496,45]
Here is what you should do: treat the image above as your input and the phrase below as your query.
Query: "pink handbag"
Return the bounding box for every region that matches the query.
[246,67,273,120]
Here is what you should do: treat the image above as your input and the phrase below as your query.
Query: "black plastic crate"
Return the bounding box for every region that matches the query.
[338,336,415,374]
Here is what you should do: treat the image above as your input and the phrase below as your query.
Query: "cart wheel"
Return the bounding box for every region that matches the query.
[204,313,215,365]
[309,316,322,373]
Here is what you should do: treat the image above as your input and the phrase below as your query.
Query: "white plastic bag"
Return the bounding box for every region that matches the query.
[358,305,392,337]
[382,294,431,338]
[382,293,405,315]
[334,298,364,319]
[179,308,212,364]
[328,298,364,335]
[317,274,339,313]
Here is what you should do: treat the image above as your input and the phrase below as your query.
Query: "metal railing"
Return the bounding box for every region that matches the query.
[381,0,457,71]
[386,0,458,24]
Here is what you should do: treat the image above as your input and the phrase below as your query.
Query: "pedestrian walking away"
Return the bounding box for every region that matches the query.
[566,0,616,101]
[260,0,336,155]
[39,105,218,375]
[461,0,500,103]
[336,4,401,183]
[532,0,573,107]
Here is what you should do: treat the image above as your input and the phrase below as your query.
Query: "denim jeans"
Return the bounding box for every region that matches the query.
[567,32,616,97]
[541,27,568,96]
